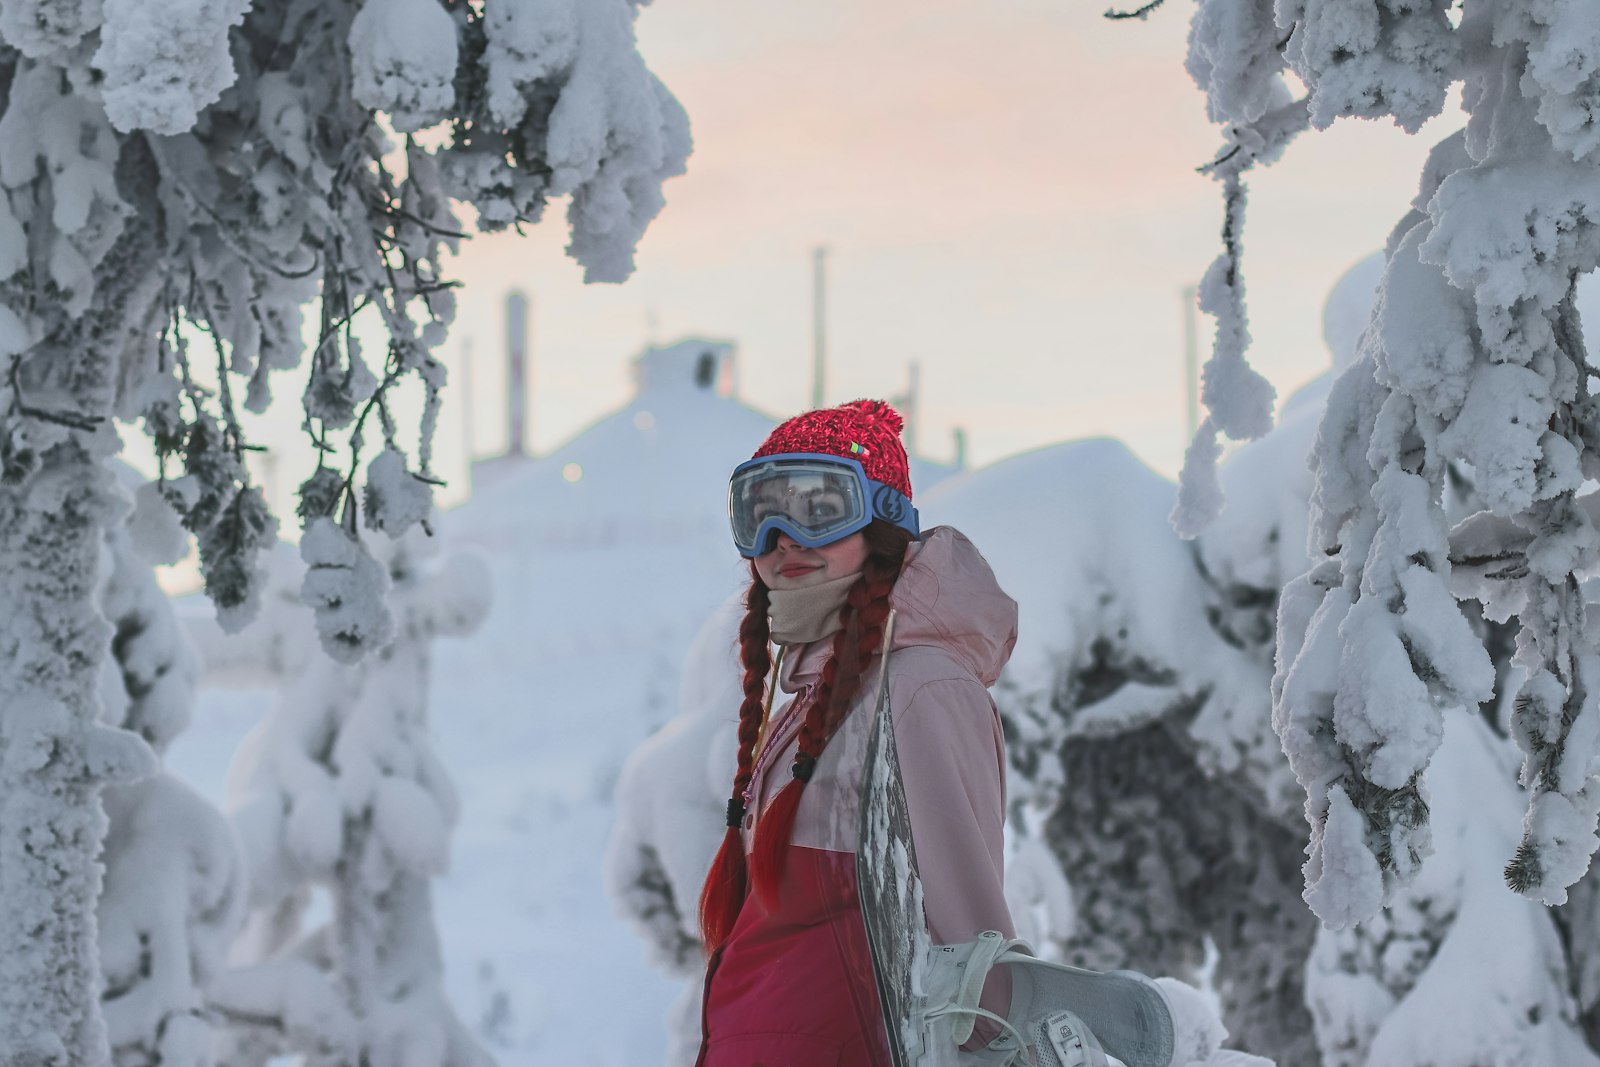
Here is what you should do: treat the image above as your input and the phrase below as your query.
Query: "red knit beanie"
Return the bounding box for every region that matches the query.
[751,399,913,498]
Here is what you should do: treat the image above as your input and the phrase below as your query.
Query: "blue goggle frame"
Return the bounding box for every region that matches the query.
[728,452,919,558]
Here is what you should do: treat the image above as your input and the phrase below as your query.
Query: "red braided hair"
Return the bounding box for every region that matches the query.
[697,577,771,951]
[699,522,912,951]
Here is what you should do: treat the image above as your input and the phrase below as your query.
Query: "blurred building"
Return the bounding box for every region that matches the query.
[454,333,960,556]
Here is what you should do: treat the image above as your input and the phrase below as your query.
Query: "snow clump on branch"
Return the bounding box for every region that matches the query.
[300,517,396,665]
[93,0,252,134]
[348,0,459,133]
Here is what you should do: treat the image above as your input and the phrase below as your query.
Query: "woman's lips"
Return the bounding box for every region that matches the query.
[779,563,820,577]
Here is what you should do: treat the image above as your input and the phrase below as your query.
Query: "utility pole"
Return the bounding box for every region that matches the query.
[812,246,828,409]
[1182,284,1200,439]
[461,338,475,465]
[904,359,920,456]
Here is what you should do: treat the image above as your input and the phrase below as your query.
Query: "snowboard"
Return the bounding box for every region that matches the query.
[855,636,925,1067]
[855,622,1177,1067]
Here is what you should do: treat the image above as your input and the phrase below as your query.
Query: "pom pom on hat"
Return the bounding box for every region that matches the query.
[752,399,913,498]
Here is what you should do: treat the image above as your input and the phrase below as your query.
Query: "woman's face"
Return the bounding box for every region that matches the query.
[754,530,869,591]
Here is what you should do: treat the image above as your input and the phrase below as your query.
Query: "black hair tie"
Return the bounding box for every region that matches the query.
[792,755,817,783]
[725,797,746,828]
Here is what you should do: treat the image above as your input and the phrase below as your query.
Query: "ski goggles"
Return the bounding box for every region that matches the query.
[729,453,920,558]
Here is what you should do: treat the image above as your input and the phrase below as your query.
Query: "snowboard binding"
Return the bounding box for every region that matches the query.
[918,931,1175,1067]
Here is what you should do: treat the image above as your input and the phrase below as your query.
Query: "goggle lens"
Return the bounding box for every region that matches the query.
[730,459,870,555]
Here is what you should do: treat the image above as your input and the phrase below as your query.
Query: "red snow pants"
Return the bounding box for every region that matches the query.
[697,846,891,1067]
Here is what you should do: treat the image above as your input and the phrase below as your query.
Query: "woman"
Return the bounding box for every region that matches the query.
[697,399,1019,1067]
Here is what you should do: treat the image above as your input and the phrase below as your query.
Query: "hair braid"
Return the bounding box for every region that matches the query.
[698,578,772,952]
[730,581,773,805]
[749,524,911,906]
[819,560,897,738]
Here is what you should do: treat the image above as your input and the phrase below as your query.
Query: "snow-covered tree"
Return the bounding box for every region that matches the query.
[606,592,741,976]
[1209,286,1600,1064]
[202,528,491,1066]
[96,470,246,1066]
[0,2,686,1058]
[604,591,743,1065]
[1171,0,1600,930]
[934,241,1600,1063]
[1308,710,1600,1067]
[918,439,1314,1065]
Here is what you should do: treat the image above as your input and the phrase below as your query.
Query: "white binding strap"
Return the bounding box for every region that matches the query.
[945,931,1026,1045]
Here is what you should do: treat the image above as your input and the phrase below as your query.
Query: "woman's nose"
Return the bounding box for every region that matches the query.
[773,531,799,550]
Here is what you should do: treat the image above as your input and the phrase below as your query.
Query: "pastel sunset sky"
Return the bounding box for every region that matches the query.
[432,0,1461,494]
[135,0,1467,518]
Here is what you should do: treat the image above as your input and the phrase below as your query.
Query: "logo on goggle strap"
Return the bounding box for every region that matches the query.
[873,484,907,523]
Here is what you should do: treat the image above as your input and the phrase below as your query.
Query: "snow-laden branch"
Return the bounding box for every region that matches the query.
[1174,0,1461,538]
[1104,0,1169,21]
[1264,1,1600,927]
[1170,0,1316,536]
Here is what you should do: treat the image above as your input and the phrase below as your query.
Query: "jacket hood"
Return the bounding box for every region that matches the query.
[888,526,1017,686]
[781,525,1018,691]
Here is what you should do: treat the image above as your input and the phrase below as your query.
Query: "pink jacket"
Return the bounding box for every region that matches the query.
[699,526,1019,1067]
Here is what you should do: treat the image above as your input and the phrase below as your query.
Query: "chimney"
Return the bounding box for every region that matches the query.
[507,290,530,455]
